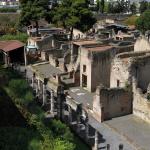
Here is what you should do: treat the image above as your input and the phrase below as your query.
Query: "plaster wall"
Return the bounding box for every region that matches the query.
[110,57,131,88]
[80,48,92,92]
[91,51,111,91]
[134,37,150,52]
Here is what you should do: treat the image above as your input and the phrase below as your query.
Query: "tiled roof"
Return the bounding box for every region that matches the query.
[0,40,24,52]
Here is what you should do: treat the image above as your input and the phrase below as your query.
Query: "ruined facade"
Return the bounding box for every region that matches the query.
[109,51,150,123]
[93,85,132,122]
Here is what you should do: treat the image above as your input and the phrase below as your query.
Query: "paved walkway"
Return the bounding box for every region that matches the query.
[89,115,136,150]
[105,115,150,150]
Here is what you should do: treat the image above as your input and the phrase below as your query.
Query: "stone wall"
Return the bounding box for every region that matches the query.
[91,50,111,91]
[37,36,53,50]
[80,44,133,92]
[133,77,150,124]
[110,57,132,88]
[135,57,150,92]
[134,37,150,52]
[80,48,92,91]
[28,36,53,51]
[93,85,132,122]
[110,51,150,89]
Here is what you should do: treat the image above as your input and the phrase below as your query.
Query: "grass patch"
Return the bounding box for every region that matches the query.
[123,15,139,26]
[0,33,28,43]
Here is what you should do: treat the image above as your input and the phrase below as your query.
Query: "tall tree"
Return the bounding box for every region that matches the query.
[136,10,150,33]
[130,2,137,14]
[52,0,96,40]
[96,0,105,13]
[139,0,149,13]
[100,0,105,13]
[107,0,127,13]
[19,0,51,36]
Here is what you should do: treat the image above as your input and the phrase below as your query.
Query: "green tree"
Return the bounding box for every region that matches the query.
[100,0,105,13]
[136,10,150,33]
[107,0,127,13]
[107,2,113,13]
[130,2,137,14]
[139,0,149,13]
[96,0,105,13]
[19,0,51,36]
[52,0,96,40]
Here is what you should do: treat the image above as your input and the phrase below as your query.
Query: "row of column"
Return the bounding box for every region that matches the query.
[30,72,124,150]
[31,74,55,114]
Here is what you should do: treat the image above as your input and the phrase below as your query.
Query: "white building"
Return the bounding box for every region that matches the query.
[0,0,19,6]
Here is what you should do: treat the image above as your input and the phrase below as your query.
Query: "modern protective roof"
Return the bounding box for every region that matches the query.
[0,40,24,52]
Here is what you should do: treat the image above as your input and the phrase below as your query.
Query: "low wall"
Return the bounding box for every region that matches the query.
[93,86,132,122]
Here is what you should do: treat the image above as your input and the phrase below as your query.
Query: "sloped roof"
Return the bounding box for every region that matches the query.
[0,40,24,52]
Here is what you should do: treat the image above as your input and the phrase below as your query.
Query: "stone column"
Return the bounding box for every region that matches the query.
[42,83,46,106]
[24,46,27,66]
[61,101,65,121]
[35,78,40,97]
[57,85,65,120]
[77,113,81,132]
[37,79,40,90]
[68,106,73,123]
[119,144,123,150]
[85,122,89,139]
[50,90,54,114]
[106,144,110,150]
[93,131,99,150]
[32,74,35,88]
[4,53,8,65]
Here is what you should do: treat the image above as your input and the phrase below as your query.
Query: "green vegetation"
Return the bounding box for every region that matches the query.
[107,0,129,13]
[124,15,139,26]
[124,81,132,92]
[0,66,89,150]
[130,2,137,14]
[96,0,105,13]
[19,0,51,36]
[136,10,150,33]
[139,1,150,13]
[0,14,19,35]
[52,0,96,40]
[0,13,27,43]
[0,33,28,43]
[0,7,17,13]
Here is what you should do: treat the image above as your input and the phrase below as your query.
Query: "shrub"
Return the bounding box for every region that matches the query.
[0,33,28,43]
[0,8,17,13]
[8,79,33,105]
